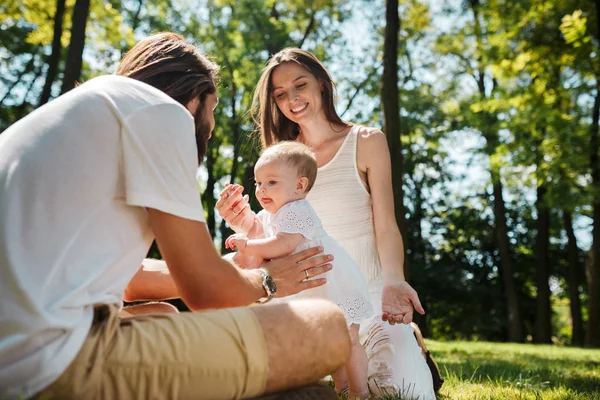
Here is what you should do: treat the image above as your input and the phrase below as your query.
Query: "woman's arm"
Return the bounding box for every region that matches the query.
[358,128,405,281]
[216,183,264,238]
[358,127,424,323]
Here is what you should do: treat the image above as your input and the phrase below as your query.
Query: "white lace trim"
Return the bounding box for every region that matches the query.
[337,288,373,326]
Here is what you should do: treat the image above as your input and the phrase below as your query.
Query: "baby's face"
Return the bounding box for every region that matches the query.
[254,160,306,214]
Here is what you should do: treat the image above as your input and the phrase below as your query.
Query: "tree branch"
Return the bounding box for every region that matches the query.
[340,65,381,118]
[297,11,316,49]
[1,56,35,105]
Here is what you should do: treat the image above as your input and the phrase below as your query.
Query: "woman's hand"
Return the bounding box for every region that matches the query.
[216,183,253,233]
[261,246,334,298]
[381,280,425,325]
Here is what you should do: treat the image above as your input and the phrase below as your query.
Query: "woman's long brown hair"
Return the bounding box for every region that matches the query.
[252,48,348,148]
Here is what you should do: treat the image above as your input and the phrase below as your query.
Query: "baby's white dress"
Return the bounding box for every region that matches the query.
[257,199,373,326]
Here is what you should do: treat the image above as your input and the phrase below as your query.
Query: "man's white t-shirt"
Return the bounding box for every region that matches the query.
[0,75,206,398]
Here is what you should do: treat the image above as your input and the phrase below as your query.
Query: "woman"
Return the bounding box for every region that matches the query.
[217,48,437,399]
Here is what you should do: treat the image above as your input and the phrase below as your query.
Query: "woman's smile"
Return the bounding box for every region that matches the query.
[291,103,308,114]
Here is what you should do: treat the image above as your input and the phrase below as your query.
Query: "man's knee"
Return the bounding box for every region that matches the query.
[250,299,350,393]
[255,299,350,367]
[311,300,351,359]
[301,299,349,348]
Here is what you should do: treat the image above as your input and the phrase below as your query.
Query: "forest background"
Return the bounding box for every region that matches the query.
[1,0,599,348]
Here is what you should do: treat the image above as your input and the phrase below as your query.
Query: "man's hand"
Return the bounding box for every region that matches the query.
[261,246,334,298]
[225,233,249,251]
[381,280,425,325]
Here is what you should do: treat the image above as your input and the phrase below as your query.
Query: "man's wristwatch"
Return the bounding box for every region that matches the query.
[255,268,277,304]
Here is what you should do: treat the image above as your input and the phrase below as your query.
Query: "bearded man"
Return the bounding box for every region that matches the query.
[0,33,348,399]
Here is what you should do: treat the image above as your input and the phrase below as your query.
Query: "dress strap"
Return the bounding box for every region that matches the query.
[319,125,359,171]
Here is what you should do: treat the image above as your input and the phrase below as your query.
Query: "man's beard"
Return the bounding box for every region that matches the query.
[195,120,211,165]
[193,104,212,165]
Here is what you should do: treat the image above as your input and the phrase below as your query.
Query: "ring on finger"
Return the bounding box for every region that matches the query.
[304,269,310,279]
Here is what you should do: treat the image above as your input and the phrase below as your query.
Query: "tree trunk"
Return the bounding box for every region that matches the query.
[39,0,66,106]
[469,0,523,342]
[382,0,410,278]
[217,64,242,253]
[60,0,90,94]
[491,178,524,342]
[586,85,600,347]
[564,211,585,346]
[220,153,257,254]
[228,69,240,186]
[533,184,552,343]
[203,144,217,238]
[582,0,600,349]
[412,177,429,334]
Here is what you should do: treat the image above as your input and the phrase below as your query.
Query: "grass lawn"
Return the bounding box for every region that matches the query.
[406,340,600,400]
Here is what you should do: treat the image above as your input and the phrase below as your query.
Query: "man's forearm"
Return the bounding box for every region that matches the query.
[126,258,266,310]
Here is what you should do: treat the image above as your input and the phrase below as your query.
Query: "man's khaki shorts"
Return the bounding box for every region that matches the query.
[37,304,268,399]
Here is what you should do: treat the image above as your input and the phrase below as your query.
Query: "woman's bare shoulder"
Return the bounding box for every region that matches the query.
[355,125,389,171]
[356,125,388,151]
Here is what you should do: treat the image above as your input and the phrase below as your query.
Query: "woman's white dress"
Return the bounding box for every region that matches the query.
[257,199,373,326]
[306,125,436,399]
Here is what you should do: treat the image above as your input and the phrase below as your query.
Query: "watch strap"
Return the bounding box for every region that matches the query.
[255,268,276,304]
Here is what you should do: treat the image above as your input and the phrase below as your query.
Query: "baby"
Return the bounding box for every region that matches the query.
[226,141,373,399]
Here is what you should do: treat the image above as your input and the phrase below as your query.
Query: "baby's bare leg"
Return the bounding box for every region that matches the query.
[331,366,348,393]
[346,323,369,399]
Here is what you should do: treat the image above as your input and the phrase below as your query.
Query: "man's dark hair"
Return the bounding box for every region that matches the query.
[116,32,219,163]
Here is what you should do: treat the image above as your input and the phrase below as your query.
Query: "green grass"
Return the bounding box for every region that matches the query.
[407,340,600,400]
[345,341,600,399]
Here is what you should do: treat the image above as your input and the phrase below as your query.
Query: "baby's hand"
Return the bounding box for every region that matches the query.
[225,233,249,252]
